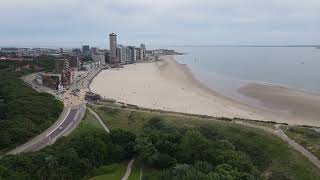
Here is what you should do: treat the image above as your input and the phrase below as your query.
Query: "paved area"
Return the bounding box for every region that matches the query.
[7,106,85,154]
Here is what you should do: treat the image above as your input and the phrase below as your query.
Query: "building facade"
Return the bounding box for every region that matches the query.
[54,59,69,74]
[92,53,106,65]
[82,45,90,55]
[109,33,117,63]
[128,46,137,62]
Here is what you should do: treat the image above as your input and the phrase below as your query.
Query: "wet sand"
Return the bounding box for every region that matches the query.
[238,83,320,126]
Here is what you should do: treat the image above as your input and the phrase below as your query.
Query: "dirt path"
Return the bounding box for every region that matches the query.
[139,168,143,180]
[87,107,110,133]
[121,158,135,180]
[235,121,320,169]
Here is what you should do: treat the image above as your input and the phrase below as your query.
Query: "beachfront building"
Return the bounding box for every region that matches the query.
[109,33,117,63]
[125,47,131,62]
[116,47,122,63]
[128,46,137,62]
[136,47,141,61]
[116,45,128,63]
[140,44,146,60]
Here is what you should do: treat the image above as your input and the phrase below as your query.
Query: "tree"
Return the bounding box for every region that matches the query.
[178,131,210,163]
[135,136,159,164]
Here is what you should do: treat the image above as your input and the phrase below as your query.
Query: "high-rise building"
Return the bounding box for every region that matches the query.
[117,45,129,63]
[116,47,122,63]
[140,44,146,59]
[109,33,117,63]
[136,47,141,61]
[82,45,90,55]
[128,46,137,62]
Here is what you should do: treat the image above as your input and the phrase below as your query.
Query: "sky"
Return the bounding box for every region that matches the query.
[0,0,319,48]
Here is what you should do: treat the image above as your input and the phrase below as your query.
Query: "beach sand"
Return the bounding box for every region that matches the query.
[90,56,320,127]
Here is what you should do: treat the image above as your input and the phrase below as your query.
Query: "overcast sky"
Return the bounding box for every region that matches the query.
[0,0,319,48]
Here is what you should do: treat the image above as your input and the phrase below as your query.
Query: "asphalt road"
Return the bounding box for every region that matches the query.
[7,106,85,154]
[2,66,105,156]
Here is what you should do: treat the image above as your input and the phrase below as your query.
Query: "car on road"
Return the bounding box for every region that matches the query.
[58,126,63,130]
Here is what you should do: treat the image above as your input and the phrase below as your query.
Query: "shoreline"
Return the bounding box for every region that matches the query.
[90,56,320,127]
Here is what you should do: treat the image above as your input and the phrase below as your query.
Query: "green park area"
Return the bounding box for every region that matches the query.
[0,92,319,179]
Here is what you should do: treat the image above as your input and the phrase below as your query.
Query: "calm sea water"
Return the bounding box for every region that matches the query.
[173,47,320,106]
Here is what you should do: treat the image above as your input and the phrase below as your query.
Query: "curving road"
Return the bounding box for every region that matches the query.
[7,105,85,154]
[6,67,103,155]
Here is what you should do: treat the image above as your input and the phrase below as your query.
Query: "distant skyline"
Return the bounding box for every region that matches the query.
[0,0,319,48]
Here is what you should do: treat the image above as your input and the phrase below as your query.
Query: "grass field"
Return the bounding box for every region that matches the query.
[66,109,104,139]
[128,161,142,180]
[88,163,127,180]
[88,103,320,180]
[282,126,320,160]
[70,112,128,180]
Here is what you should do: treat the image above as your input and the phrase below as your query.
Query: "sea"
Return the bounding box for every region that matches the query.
[172,46,320,108]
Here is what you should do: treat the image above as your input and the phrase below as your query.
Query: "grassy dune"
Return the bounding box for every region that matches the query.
[89,103,320,180]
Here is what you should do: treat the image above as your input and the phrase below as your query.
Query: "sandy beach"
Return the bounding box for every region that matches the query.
[90,56,320,127]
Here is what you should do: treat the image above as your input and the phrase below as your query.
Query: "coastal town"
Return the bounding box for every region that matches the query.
[1,0,320,179]
[0,33,181,154]
[0,33,179,94]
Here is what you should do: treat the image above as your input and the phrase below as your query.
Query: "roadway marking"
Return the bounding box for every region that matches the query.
[46,107,71,137]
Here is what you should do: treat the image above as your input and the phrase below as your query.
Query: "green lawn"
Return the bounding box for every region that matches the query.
[67,109,104,139]
[128,161,143,180]
[89,103,320,180]
[89,163,127,180]
[244,119,277,129]
[282,126,320,160]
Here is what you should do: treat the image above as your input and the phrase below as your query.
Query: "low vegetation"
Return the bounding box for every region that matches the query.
[87,163,127,180]
[90,103,320,180]
[0,113,136,179]
[0,60,63,154]
[1,95,319,179]
[282,126,320,159]
[128,161,143,180]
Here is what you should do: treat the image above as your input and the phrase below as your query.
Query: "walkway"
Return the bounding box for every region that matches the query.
[121,158,135,180]
[87,107,110,133]
[235,121,320,169]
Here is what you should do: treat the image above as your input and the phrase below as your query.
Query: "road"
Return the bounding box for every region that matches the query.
[6,67,104,154]
[8,106,85,154]
[235,121,320,169]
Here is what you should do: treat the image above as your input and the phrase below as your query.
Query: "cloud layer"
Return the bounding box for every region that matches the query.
[0,0,319,47]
